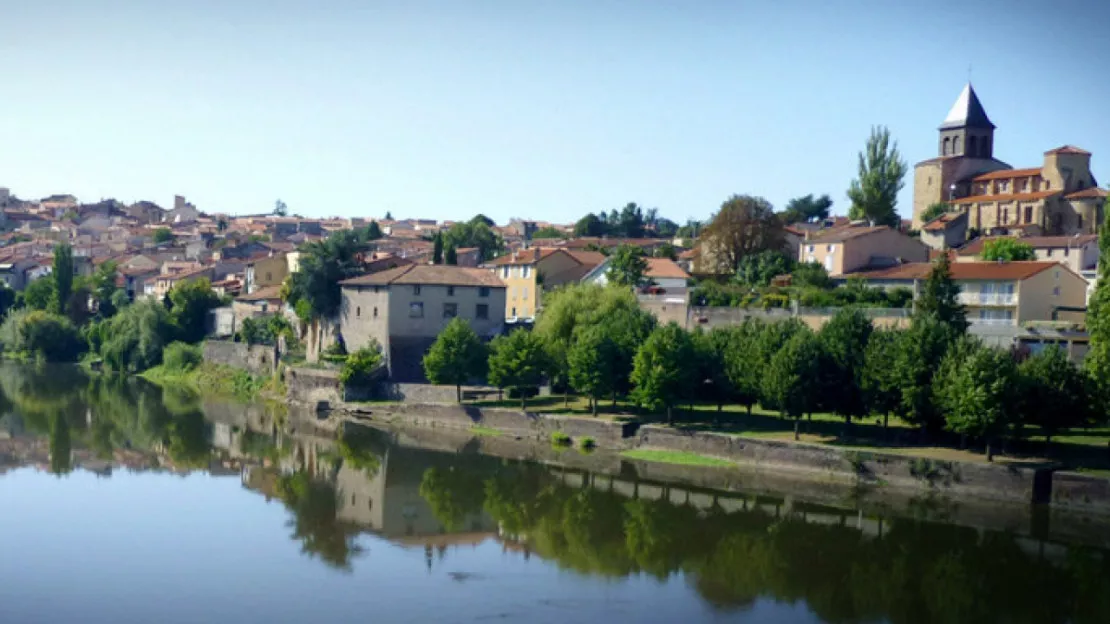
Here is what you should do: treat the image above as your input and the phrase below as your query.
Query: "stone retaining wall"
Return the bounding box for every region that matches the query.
[1050,472,1110,514]
[203,341,278,377]
[286,367,343,405]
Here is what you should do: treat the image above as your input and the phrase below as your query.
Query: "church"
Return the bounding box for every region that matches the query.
[911,84,1107,236]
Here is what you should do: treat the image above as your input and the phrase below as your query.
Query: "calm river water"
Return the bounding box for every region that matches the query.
[1,362,1109,623]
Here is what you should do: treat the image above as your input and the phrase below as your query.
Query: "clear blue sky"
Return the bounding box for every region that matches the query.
[2,0,1107,224]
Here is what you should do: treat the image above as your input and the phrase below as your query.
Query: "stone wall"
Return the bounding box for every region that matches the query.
[286,366,343,405]
[1050,472,1110,514]
[203,340,278,376]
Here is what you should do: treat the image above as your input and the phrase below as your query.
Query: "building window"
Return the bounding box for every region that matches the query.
[266,272,272,281]
[476,304,489,319]
[511,307,517,317]
[1001,208,1008,224]
[413,285,421,295]
[1064,248,1070,257]
[943,137,950,155]
[807,245,814,253]
[447,286,455,297]
[1044,179,1051,190]
[374,286,380,293]
[826,245,833,252]
[522,266,530,278]
[1024,206,1032,223]
[953,136,961,154]
[373,306,378,318]
[502,266,509,278]
[999,181,1008,192]
[522,287,528,300]
[969,136,978,155]
[1021,179,1030,192]
[1053,286,1061,297]
[479,287,490,297]
[443,303,458,318]
[356,306,361,318]
[1078,215,1084,230]
[1078,180,1086,190]
[409,302,424,318]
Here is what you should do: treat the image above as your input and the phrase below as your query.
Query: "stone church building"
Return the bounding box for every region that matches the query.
[912,84,1106,236]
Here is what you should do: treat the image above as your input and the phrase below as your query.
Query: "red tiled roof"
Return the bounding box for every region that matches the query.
[236,285,282,302]
[921,212,963,232]
[1065,187,1108,200]
[644,257,690,280]
[561,250,606,267]
[808,225,890,243]
[1045,145,1090,155]
[950,190,1059,205]
[971,167,1043,182]
[339,264,506,288]
[852,260,1062,281]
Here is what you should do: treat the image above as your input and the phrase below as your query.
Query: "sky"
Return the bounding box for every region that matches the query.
[1,0,1108,224]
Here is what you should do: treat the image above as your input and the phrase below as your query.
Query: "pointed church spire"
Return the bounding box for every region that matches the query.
[940,83,995,130]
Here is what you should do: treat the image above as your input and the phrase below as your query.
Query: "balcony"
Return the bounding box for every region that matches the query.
[969,317,1016,327]
[958,292,1016,306]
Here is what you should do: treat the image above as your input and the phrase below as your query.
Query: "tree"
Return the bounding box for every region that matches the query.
[384,211,393,220]
[274,199,289,216]
[423,318,488,402]
[934,343,1018,461]
[792,261,832,289]
[286,230,366,320]
[722,321,763,414]
[630,323,696,424]
[735,250,794,288]
[818,308,874,429]
[892,316,958,435]
[862,328,902,433]
[471,214,495,227]
[653,243,678,261]
[90,260,121,318]
[365,221,383,240]
[617,202,646,238]
[917,253,968,333]
[98,300,175,372]
[216,217,228,232]
[847,126,907,227]
[782,194,833,224]
[763,330,823,440]
[442,218,503,261]
[700,195,784,273]
[920,202,951,224]
[167,278,221,343]
[445,243,458,266]
[607,244,649,288]
[339,343,384,390]
[694,329,733,417]
[432,233,444,264]
[5,310,83,362]
[574,213,606,237]
[53,243,73,316]
[653,217,679,238]
[23,277,56,311]
[567,325,620,415]
[532,226,564,239]
[153,227,173,244]
[981,238,1036,262]
[1087,209,1110,421]
[1019,347,1091,447]
[487,329,550,409]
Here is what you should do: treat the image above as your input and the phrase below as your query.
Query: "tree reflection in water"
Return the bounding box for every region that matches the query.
[274,472,364,572]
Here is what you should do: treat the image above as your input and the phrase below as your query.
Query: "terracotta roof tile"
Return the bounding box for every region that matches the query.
[951,190,1059,204]
[851,260,1063,281]
[644,257,690,280]
[971,167,1043,182]
[236,285,283,302]
[808,225,890,243]
[1045,145,1091,155]
[921,212,964,232]
[339,264,506,288]
[1065,187,1108,200]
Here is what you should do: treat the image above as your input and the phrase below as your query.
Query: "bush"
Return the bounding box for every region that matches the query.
[578,436,597,452]
[99,300,176,372]
[338,342,383,389]
[163,342,203,372]
[2,310,84,362]
[550,431,572,447]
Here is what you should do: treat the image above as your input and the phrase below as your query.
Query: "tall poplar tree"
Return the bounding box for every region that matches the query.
[847,126,907,227]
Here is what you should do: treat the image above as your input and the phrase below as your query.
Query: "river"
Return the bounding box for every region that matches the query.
[1,362,1109,623]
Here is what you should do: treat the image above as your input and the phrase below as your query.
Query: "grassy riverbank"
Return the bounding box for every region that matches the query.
[141,362,286,403]
[621,449,735,467]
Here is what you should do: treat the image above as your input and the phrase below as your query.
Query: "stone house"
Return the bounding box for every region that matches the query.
[232,285,283,325]
[338,265,506,381]
[912,84,1107,234]
[849,260,1086,326]
[244,252,288,294]
[800,224,929,277]
[919,211,968,250]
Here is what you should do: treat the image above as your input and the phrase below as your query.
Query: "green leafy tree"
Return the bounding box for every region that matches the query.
[384,210,393,221]
[441,217,503,261]
[818,308,874,429]
[532,226,564,239]
[630,323,696,424]
[53,243,73,316]
[847,126,907,227]
[99,300,176,372]
[423,318,488,402]
[792,261,832,289]
[445,243,458,266]
[339,343,384,390]
[862,328,902,432]
[735,250,795,288]
[1019,347,1091,447]
[487,329,550,409]
[653,243,678,261]
[273,199,288,216]
[365,221,383,240]
[1086,208,1110,419]
[782,194,833,224]
[167,278,221,343]
[286,229,366,320]
[23,277,56,311]
[917,253,968,333]
[567,325,620,415]
[763,330,823,439]
[574,213,606,237]
[934,343,1018,461]
[980,238,1036,262]
[607,244,649,288]
[152,227,173,244]
[700,195,784,273]
[91,260,122,318]
[7,310,83,362]
[722,321,763,414]
[432,232,444,264]
[892,316,957,435]
[920,202,951,224]
[694,328,733,416]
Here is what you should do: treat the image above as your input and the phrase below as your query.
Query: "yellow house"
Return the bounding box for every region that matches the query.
[484,248,605,321]
[800,224,929,277]
[849,260,1086,325]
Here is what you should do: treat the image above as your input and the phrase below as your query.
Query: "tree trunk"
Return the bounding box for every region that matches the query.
[746,403,753,416]
[986,439,994,463]
[521,393,527,411]
[456,384,462,403]
[666,405,674,425]
[612,392,617,408]
[883,412,889,437]
[843,414,851,438]
[564,389,569,408]
[794,417,801,441]
[960,433,967,449]
[592,396,598,417]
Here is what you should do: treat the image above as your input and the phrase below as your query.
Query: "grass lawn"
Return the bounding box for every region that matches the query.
[469,425,502,437]
[621,449,735,468]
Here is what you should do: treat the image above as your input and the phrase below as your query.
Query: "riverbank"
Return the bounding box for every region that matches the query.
[306,397,1110,514]
[141,362,286,404]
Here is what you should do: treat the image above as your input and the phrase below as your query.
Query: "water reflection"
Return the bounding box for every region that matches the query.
[1,362,1110,623]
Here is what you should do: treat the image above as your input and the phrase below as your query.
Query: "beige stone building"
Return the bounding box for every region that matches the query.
[912,84,1107,235]
[850,260,1086,325]
[800,224,929,277]
[244,252,288,294]
[338,265,506,380]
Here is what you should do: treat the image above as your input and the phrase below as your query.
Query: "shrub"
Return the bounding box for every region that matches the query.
[550,431,572,447]
[1,310,83,362]
[578,436,597,452]
[163,341,203,372]
[338,342,383,389]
